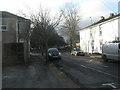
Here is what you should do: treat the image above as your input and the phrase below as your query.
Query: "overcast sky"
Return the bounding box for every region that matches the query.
[0,0,119,27]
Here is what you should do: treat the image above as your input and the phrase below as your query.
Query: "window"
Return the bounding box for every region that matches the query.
[91,40,94,51]
[115,37,120,41]
[90,28,92,37]
[90,32,92,37]
[99,25,102,36]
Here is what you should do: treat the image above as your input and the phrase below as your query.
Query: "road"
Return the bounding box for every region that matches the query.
[2,53,79,88]
[54,52,120,88]
[2,52,120,88]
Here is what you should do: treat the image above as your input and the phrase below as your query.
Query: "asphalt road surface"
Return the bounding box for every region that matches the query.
[2,53,79,88]
[54,52,120,88]
[2,52,120,89]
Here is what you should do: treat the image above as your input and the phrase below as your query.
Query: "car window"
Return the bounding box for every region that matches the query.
[76,48,80,51]
[48,49,59,53]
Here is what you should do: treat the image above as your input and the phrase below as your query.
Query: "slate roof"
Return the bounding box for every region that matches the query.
[80,13,120,31]
[0,11,30,21]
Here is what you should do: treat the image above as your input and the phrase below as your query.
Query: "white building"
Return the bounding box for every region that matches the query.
[79,14,120,54]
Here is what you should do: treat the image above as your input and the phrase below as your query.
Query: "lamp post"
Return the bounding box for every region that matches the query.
[89,17,92,25]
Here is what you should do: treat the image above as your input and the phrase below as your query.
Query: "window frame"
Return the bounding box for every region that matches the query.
[99,25,102,36]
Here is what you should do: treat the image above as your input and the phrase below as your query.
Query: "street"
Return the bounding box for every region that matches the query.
[2,53,79,88]
[55,52,120,88]
[2,52,120,88]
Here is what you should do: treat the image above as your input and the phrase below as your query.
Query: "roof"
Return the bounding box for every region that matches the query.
[80,13,120,31]
[0,11,30,21]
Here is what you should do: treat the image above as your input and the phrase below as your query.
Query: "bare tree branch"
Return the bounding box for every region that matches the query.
[59,3,81,50]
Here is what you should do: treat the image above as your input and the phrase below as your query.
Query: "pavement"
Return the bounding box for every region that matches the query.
[89,54,102,59]
[64,52,102,59]
[2,53,79,88]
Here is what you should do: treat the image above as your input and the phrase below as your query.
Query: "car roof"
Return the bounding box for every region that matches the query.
[48,48,58,51]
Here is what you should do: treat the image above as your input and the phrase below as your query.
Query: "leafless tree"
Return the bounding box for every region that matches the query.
[60,3,81,51]
[28,6,62,60]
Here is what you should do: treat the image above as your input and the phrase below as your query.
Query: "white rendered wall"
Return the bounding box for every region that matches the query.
[79,17,119,54]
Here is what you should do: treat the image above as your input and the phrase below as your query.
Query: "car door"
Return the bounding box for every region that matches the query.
[118,43,120,61]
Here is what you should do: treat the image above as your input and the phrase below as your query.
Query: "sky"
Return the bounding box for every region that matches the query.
[0,0,119,28]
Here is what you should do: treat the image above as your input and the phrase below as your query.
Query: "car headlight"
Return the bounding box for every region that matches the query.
[49,53,52,56]
[59,52,61,56]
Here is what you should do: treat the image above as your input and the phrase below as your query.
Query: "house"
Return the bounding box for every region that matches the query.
[0,11,31,65]
[79,13,120,54]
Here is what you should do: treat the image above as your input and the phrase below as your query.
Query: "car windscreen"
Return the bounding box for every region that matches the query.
[76,48,80,51]
[48,49,59,54]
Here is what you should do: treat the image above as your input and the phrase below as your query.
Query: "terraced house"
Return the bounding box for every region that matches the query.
[79,13,120,54]
[0,11,31,65]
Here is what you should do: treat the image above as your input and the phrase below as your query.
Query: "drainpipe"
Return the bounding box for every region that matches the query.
[18,22,19,43]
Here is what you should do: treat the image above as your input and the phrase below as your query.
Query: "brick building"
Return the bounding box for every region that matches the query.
[0,11,31,65]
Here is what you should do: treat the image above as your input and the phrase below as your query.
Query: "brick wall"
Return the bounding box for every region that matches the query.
[2,43,24,66]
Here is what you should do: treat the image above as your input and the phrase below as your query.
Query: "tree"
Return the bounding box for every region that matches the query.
[60,3,81,51]
[29,6,63,59]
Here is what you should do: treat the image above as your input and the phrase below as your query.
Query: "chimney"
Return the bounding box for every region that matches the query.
[109,13,114,18]
[100,16,105,21]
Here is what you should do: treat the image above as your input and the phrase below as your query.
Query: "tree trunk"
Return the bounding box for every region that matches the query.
[70,38,73,52]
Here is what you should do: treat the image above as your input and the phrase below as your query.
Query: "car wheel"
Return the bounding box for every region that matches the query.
[59,57,61,60]
[77,53,80,56]
[81,53,85,56]
[82,54,85,56]
[102,55,108,62]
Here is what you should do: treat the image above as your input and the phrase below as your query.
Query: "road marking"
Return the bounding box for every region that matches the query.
[89,59,93,62]
[80,64,119,79]
[80,65,87,68]
[100,64,108,68]
[89,59,108,68]
[102,83,117,88]
[62,57,118,79]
